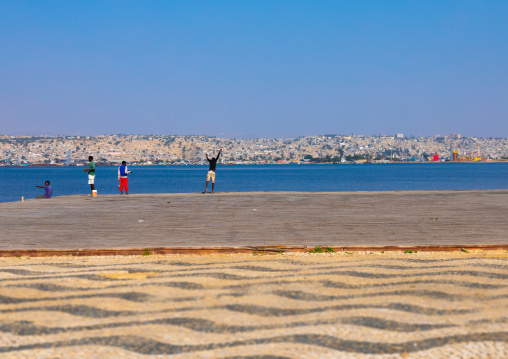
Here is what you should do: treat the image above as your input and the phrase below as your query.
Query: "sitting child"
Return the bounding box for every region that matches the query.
[35,180,52,199]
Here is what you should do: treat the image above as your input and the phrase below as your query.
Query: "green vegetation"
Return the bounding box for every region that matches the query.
[309,246,324,253]
[345,251,353,255]
[325,247,336,253]
[304,154,342,163]
[461,248,469,253]
[404,250,418,254]
[345,154,366,161]
[142,248,152,256]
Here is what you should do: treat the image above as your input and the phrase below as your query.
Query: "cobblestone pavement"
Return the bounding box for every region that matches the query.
[0,251,507,358]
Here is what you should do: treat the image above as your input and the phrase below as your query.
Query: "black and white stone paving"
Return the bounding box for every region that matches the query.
[0,252,506,358]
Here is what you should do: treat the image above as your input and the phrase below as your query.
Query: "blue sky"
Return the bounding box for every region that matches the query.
[1,1,507,138]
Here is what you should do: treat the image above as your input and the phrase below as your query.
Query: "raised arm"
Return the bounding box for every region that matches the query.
[216,149,222,160]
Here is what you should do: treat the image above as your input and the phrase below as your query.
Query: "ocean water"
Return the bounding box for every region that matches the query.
[0,163,507,203]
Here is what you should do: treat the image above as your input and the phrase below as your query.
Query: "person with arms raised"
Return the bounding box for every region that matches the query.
[203,149,222,194]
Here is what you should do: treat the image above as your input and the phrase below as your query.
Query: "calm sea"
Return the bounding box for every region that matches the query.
[1,163,507,203]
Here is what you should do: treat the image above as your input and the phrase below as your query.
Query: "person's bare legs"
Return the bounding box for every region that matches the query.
[90,184,95,195]
[203,181,209,194]
[211,182,215,194]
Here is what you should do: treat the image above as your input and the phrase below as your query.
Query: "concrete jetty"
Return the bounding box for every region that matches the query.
[1,190,507,251]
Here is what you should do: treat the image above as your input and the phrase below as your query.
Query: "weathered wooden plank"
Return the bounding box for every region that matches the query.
[1,190,507,250]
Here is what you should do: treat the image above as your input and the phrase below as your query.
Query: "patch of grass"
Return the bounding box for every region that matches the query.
[381,251,385,253]
[15,255,21,259]
[345,251,353,255]
[253,250,264,256]
[309,246,324,253]
[142,248,151,256]
[278,251,284,254]
[404,250,414,254]
[429,217,439,220]
[461,248,469,253]
[325,247,336,253]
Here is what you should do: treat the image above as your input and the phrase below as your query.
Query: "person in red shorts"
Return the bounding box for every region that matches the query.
[118,161,132,194]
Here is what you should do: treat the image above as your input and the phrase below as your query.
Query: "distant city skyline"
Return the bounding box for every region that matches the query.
[2,133,507,166]
[1,1,507,138]
[1,132,506,140]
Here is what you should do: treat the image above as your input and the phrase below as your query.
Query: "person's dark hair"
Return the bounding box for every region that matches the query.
[122,161,126,165]
[45,180,50,185]
[88,156,93,161]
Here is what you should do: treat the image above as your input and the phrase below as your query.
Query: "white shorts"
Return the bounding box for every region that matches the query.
[206,170,216,183]
[88,174,95,184]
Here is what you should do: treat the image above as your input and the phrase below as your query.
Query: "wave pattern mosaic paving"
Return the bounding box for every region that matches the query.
[0,252,507,358]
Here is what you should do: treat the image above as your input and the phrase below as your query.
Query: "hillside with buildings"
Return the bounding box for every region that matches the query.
[0,134,507,166]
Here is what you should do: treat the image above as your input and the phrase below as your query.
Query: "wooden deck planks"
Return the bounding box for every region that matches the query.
[0,190,507,250]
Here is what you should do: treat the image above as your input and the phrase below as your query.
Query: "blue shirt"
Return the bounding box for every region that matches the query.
[118,165,130,178]
[45,186,52,198]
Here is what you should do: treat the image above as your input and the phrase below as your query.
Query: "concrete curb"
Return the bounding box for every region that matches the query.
[1,245,507,257]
